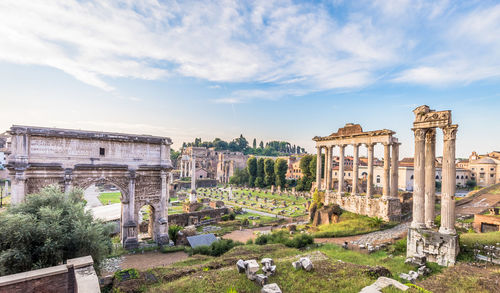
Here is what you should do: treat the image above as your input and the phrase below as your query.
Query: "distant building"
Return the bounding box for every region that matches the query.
[467,151,500,186]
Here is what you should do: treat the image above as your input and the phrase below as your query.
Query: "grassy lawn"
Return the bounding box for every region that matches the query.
[311,212,398,238]
[459,231,500,246]
[98,192,121,205]
[235,212,277,225]
[197,187,308,218]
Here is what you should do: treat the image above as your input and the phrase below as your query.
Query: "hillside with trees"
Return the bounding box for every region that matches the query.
[182,135,306,156]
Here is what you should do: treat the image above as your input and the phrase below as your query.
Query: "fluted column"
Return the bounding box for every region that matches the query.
[316,146,322,191]
[338,145,345,194]
[425,128,436,228]
[383,143,391,198]
[367,143,375,197]
[439,125,458,234]
[323,146,330,190]
[390,143,399,199]
[326,146,333,190]
[128,170,136,226]
[352,144,359,195]
[412,128,426,229]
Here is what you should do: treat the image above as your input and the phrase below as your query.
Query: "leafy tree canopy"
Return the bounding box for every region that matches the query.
[0,186,113,276]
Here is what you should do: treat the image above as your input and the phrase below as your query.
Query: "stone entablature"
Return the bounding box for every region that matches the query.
[5,125,174,249]
[407,105,459,267]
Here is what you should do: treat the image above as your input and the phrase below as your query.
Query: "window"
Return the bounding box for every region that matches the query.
[491,168,495,171]
[466,176,468,179]
[376,175,381,183]
[472,168,475,170]
[480,168,484,171]
[99,147,105,156]
[435,175,439,179]
[456,175,459,179]
[491,174,495,178]
[410,175,414,180]
[480,173,485,179]
[461,176,464,179]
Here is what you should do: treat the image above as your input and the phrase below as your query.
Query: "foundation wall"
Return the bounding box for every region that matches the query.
[325,192,402,221]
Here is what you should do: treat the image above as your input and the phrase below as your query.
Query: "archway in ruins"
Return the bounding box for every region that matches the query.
[138,204,156,241]
[5,125,173,249]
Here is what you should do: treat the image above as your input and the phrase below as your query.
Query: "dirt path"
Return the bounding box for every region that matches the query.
[222,226,272,242]
[101,251,188,275]
[315,222,410,246]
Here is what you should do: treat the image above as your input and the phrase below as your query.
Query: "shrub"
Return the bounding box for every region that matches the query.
[189,239,242,257]
[168,225,182,245]
[229,213,236,220]
[388,238,407,255]
[242,218,249,226]
[114,268,139,281]
[160,245,186,254]
[221,215,230,221]
[246,239,253,245]
[254,231,313,249]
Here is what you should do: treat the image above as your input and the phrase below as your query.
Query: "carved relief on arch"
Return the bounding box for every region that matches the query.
[135,174,162,198]
[26,177,64,194]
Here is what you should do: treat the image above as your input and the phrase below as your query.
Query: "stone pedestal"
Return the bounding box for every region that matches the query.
[406,228,458,267]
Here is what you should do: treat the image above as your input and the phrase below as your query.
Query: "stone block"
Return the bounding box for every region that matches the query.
[254,274,268,286]
[236,259,246,273]
[261,283,282,293]
[299,257,313,271]
[292,261,302,270]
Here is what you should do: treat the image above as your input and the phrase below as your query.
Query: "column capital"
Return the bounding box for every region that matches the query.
[425,128,436,143]
[366,142,375,150]
[412,128,427,141]
[338,144,346,149]
[442,124,458,141]
[128,169,137,179]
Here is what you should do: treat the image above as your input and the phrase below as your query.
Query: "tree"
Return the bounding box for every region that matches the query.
[259,141,264,149]
[252,138,257,149]
[264,159,275,187]
[168,225,182,245]
[0,185,113,276]
[247,157,258,187]
[299,155,313,178]
[256,158,265,187]
[274,158,288,188]
[229,168,249,186]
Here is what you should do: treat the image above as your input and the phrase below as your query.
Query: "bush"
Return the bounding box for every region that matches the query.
[246,239,253,245]
[0,185,113,276]
[254,231,313,249]
[160,245,186,254]
[242,218,249,226]
[229,213,236,220]
[168,225,182,245]
[114,268,139,281]
[189,239,242,257]
[388,238,407,255]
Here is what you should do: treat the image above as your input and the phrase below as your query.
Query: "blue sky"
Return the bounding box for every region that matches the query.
[0,0,499,158]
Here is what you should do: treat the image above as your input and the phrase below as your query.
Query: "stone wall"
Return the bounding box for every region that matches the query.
[325,191,402,221]
[0,256,98,293]
[168,207,229,227]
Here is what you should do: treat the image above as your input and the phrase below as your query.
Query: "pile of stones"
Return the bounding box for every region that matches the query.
[236,258,281,293]
[398,255,430,283]
[292,257,313,271]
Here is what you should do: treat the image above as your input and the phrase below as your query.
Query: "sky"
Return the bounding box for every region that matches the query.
[0,0,499,159]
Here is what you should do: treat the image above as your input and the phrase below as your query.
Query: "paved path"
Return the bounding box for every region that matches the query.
[316,222,410,246]
[456,192,500,217]
[89,203,121,222]
[84,185,103,208]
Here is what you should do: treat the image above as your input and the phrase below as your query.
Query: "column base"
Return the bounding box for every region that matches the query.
[407,228,459,267]
[156,234,170,245]
[123,237,139,250]
[438,226,456,235]
[410,222,426,229]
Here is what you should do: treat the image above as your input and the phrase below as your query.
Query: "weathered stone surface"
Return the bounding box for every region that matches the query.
[360,277,409,293]
[261,283,282,293]
[299,257,313,271]
[365,266,391,278]
[254,274,268,286]
[236,259,246,273]
[292,261,302,270]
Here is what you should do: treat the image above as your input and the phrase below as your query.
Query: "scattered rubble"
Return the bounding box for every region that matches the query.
[292,257,314,271]
[261,283,282,293]
[359,276,409,293]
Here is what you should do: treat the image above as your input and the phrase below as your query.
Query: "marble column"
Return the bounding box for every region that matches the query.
[11,171,26,205]
[425,128,436,228]
[64,169,73,194]
[325,146,332,190]
[439,125,458,234]
[390,143,400,199]
[128,170,136,226]
[160,171,167,222]
[412,128,427,229]
[316,146,322,191]
[323,146,329,190]
[383,143,391,198]
[352,144,359,195]
[338,145,345,194]
[367,143,375,197]
[180,160,184,177]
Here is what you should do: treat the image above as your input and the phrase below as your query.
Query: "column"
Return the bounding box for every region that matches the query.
[338,145,345,194]
[439,125,458,234]
[158,170,168,242]
[367,143,374,197]
[128,170,136,225]
[11,171,26,205]
[3,180,8,199]
[390,143,400,198]
[425,128,436,228]
[64,169,73,194]
[190,156,197,202]
[180,160,184,177]
[316,146,322,191]
[325,146,332,191]
[352,144,359,195]
[160,171,167,221]
[412,128,426,229]
[383,143,391,198]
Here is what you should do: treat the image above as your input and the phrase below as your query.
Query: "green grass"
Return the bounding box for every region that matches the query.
[235,212,277,224]
[312,212,397,238]
[98,192,121,205]
[460,231,500,246]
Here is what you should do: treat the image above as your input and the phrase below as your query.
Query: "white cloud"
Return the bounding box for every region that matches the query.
[0,0,498,98]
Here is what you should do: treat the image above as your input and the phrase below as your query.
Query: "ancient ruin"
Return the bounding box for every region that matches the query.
[406,105,459,266]
[313,123,401,221]
[5,125,173,249]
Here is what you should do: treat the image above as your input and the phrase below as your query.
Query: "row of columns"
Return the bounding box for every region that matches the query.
[180,159,192,177]
[412,125,458,234]
[315,142,399,198]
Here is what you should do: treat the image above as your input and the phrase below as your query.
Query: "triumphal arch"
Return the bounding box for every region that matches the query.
[6,125,173,249]
[313,123,401,221]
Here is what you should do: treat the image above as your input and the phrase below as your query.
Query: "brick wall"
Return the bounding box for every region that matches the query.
[473,214,500,232]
